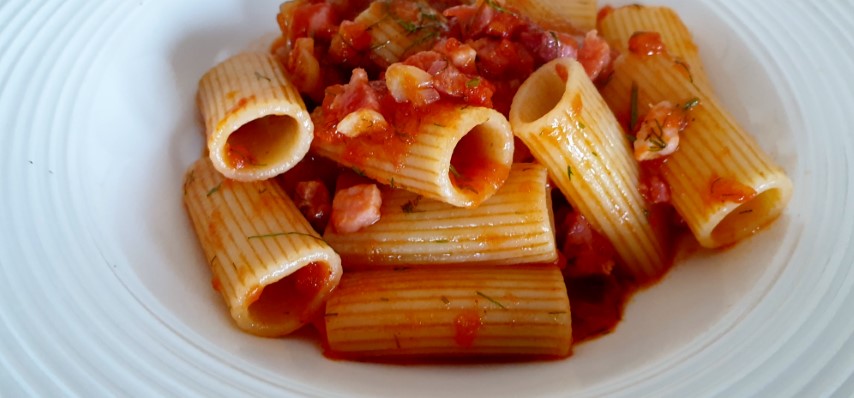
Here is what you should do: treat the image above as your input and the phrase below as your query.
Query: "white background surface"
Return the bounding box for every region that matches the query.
[0,0,852,396]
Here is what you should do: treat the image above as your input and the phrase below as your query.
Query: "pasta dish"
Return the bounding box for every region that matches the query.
[181,0,792,361]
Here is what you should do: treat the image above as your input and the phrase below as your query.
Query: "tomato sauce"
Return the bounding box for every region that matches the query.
[628,31,666,57]
[273,0,672,355]
[707,175,757,204]
[453,309,483,348]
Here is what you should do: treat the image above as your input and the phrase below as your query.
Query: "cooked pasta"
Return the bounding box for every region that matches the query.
[599,52,793,248]
[324,265,571,358]
[312,103,515,208]
[505,0,597,33]
[182,157,342,336]
[179,0,794,364]
[351,0,446,67]
[597,5,713,94]
[323,163,557,268]
[197,52,313,181]
[510,58,668,280]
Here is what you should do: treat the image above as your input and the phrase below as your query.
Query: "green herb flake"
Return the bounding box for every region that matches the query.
[369,39,392,51]
[567,165,573,181]
[206,182,222,197]
[254,71,271,82]
[477,291,507,309]
[682,97,700,111]
[440,296,450,304]
[466,77,480,88]
[449,164,462,178]
[431,239,450,243]
[247,231,325,243]
[674,59,694,83]
[629,81,639,132]
[401,195,422,213]
[352,166,366,177]
[484,0,510,13]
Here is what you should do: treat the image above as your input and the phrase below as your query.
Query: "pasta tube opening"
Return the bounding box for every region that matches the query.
[246,262,331,326]
[224,114,302,171]
[198,52,313,182]
[448,120,511,197]
[513,65,568,124]
[710,186,791,247]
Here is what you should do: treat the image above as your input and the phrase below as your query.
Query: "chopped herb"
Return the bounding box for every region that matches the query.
[643,208,650,218]
[577,121,586,129]
[567,165,573,181]
[420,10,440,22]
[484,0,510,13]
[682,97,700,111]
[739,209,754,215]
[209,255,218,266]
[466,77,480,88]
[398,20,420,34]
[626,134,637,143]
[247,231,325,242]
[629,81,639,131]
[324,312,339,317]
[431,239,450,243]
[549,30,559,41]
[647,119,668,151]
[254,71,271,82]
[401,195,422,213]
[352,166,366,177]
[477,291,507,309]
[206,182,222,197]
[592,151,599,157]
[440,296,450,304]
[432,123,446,128]
[389,177,397,189]
[674,59,694,83]
[369,39,391,51]
[257,187,268,194]
[449,164,462,178]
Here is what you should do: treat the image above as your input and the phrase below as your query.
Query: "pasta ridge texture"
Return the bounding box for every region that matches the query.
[183,158,342,336]
[197,52,313,181]
[323,163,557,268]
[312,105,515,208]
[510,58,668,280]
[600,53,793,248]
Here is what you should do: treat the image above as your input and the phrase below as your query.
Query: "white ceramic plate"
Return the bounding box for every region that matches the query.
[1,0,852,396]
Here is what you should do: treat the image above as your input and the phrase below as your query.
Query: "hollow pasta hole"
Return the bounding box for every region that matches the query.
[515,64,569,123]
[710,188,785,246]
[247,262,329,325]
[450,123,505,196]
[225,115,300,170]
